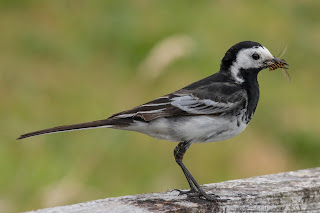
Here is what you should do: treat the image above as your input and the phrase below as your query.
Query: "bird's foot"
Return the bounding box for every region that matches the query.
[187,191,229,202]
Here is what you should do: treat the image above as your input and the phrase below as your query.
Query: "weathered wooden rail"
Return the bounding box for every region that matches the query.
[25,167,320,212]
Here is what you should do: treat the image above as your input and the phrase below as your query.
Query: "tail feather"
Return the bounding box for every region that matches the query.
[18,119,113,140]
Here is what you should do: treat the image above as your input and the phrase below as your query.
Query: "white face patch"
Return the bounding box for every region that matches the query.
[230,46,274,83]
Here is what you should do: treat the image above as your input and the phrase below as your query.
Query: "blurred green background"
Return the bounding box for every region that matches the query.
[1,0,320,212]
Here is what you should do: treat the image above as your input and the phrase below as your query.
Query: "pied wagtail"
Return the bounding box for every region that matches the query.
[18,41,289,201]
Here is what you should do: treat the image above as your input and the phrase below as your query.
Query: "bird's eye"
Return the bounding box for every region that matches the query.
[252,53,260,60]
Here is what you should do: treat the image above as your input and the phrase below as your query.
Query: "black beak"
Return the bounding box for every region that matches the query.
[272,57,282,64]
[273,57,289,66]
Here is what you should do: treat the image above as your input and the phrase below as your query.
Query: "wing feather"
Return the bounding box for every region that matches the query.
[110,82,247,122]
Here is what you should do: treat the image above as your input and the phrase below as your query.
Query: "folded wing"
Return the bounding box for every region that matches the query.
[111,82,247,121]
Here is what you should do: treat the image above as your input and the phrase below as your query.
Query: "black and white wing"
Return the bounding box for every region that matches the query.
[110,82,247,122]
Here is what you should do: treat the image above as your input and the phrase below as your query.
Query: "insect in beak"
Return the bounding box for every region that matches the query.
[263,46,291,82]
[265,57,289,70]
[265,57,290,82]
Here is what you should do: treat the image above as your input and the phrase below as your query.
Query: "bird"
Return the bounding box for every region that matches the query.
[18,41,288,201]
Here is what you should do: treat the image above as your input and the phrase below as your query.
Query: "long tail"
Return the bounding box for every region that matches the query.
[17,119,113,140]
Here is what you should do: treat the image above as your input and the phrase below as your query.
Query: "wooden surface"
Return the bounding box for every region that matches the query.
[25,167,320,213]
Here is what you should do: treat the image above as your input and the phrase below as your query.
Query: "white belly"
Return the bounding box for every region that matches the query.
[119,115,248,143]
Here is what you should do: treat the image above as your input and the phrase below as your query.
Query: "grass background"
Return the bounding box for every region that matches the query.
[1,0,320,212]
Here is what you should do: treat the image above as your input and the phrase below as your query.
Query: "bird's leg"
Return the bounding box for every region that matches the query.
[174,141,222,201]
[173,141,197,194]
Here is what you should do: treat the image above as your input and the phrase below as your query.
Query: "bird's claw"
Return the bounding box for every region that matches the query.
[173,189,229,202]
[187,191,220,201]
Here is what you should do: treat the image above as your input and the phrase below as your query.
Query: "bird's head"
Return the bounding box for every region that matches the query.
[220,41,287,83]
